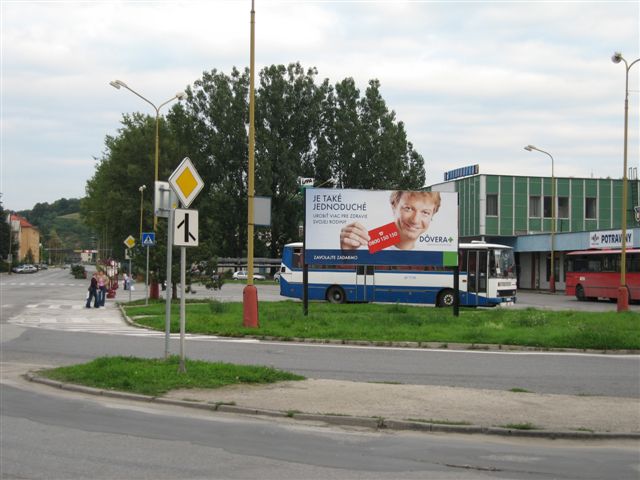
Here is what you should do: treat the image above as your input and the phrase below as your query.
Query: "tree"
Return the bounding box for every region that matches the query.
[84,64,427,268]
[255,63,330,258]
[0,199,15,269]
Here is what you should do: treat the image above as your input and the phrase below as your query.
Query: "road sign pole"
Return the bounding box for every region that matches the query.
[178,245,186,373]
[145,245,149,306]
[164,206,174,359]
[128,256,132,303]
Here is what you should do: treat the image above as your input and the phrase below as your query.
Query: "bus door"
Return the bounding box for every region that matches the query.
[355,265,375,302]
[466,250,487,305]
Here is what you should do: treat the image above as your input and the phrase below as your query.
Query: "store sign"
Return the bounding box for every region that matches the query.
[444,164,479,181]
[588,230,633,249]
[304,188,459,266]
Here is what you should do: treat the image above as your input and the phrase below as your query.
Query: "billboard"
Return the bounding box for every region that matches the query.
[305,188,459,266]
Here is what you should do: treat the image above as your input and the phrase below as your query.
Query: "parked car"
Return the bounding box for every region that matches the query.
[232,270,266,281]
[13,264,37,274]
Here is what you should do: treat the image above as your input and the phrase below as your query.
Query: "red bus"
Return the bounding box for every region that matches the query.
[565,248,640,303]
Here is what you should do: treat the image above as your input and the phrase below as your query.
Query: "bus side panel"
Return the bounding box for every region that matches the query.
[630,273,640,301]
[577,272,619,299]
[371,285,439,304]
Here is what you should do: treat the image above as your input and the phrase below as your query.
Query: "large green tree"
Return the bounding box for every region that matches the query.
[84,64,426,273]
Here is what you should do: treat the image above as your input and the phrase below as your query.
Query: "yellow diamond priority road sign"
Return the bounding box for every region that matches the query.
[168,157,204,208]
[123,235,136,249]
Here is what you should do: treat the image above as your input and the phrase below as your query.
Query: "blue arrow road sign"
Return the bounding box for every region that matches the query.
[141,232,156,246]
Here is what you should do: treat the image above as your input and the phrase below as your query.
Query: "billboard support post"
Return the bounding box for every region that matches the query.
[453,266,460,317]
[303,187,309,316]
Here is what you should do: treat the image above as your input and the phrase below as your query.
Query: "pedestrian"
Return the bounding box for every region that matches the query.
[123,273,129,290]
[86,273,98,308]
[97,271,107,307]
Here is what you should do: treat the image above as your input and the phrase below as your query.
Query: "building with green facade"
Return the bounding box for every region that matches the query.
[431,173,640,291]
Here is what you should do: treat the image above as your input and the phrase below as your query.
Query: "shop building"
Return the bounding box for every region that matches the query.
[430,170,640,291]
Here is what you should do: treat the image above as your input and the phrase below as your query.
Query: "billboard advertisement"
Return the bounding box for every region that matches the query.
[305,188,459,266]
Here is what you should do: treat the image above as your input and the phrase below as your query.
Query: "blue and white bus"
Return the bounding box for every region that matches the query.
[279,241,517,307]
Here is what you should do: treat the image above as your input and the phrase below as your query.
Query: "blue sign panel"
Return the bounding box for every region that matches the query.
[141,232,156,246]
[444,164,479,181]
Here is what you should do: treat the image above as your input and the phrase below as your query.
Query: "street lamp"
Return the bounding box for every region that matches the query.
[525,145,556,293]
[139,185,146,239]
[611,52,640,312]
[110,80,186,230]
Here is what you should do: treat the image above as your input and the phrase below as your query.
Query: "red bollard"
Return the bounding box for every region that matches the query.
[617,286,629,312]
[243,285,259,328]
[150,281,160,300]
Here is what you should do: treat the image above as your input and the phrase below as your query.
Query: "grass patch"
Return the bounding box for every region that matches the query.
[122,300,640,350]
[39,356,304,396]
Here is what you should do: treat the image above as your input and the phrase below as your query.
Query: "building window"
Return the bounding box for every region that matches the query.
[486,194,498,216]
[557,197,569,218]
[585,197,597,219]
[529,196,541,217]
[543,196,552,218]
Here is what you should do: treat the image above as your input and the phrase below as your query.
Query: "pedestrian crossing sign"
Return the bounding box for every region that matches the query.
[141,232,156,246]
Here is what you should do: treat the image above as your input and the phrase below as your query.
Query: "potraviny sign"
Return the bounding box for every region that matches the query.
[304,188,459,266]
[589,229,633,249]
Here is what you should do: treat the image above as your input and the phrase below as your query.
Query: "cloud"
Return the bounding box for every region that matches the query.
[1,0,639,211]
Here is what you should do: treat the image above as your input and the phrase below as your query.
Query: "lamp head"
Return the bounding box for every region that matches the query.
[611,52,623,64]
[139,185,146,192]
[176,91,187,100]
[524,145,535,152]
[109,80,121,89]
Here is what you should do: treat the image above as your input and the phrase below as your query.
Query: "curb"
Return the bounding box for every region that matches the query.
[24,373,640,440]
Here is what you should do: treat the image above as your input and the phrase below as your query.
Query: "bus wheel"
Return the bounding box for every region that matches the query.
[575,284,586,302]
[437,289,456,307]
[327,286,346,304]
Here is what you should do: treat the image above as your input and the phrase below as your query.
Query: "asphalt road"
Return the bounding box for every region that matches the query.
[3,381,639,480]
[1,267,639,479]
[2,268,639,398]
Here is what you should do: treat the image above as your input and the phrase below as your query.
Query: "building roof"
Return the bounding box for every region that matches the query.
[9,213,37,230]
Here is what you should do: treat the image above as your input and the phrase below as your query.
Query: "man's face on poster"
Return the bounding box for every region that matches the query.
[392,193,437,243]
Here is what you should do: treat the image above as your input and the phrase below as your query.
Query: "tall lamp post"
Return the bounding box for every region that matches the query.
[525,145,556,293]
[611,52,640,312]
[138,185,146,239]
[110,80,186,231]
[139,184,149,306]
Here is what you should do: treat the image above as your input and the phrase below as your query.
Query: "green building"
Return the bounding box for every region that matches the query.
[431,172,640,291]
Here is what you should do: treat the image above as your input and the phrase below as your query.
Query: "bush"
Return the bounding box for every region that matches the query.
[71,264,86,279]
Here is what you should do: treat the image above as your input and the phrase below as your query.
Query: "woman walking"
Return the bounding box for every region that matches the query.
[97,271,107,307]
[86,273,98,308]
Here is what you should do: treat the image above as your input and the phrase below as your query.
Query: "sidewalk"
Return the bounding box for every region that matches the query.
[161,379,639,437]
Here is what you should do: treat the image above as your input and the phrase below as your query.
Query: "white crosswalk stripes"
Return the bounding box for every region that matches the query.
[7,302,164,338]
[5,302,232,341]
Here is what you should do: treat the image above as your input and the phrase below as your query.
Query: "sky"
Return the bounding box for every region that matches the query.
[1,0,639,212]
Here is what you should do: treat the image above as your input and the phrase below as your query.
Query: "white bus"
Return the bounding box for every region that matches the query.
[279,241,517,307]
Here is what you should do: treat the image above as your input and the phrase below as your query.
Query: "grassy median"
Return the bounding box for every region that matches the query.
[39,356,305,396]
[123,300,640,350]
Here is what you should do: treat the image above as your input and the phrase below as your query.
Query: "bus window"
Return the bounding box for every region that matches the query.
[293,248,303,269]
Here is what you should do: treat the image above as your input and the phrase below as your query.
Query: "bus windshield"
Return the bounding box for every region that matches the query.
[490,249,516,279]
